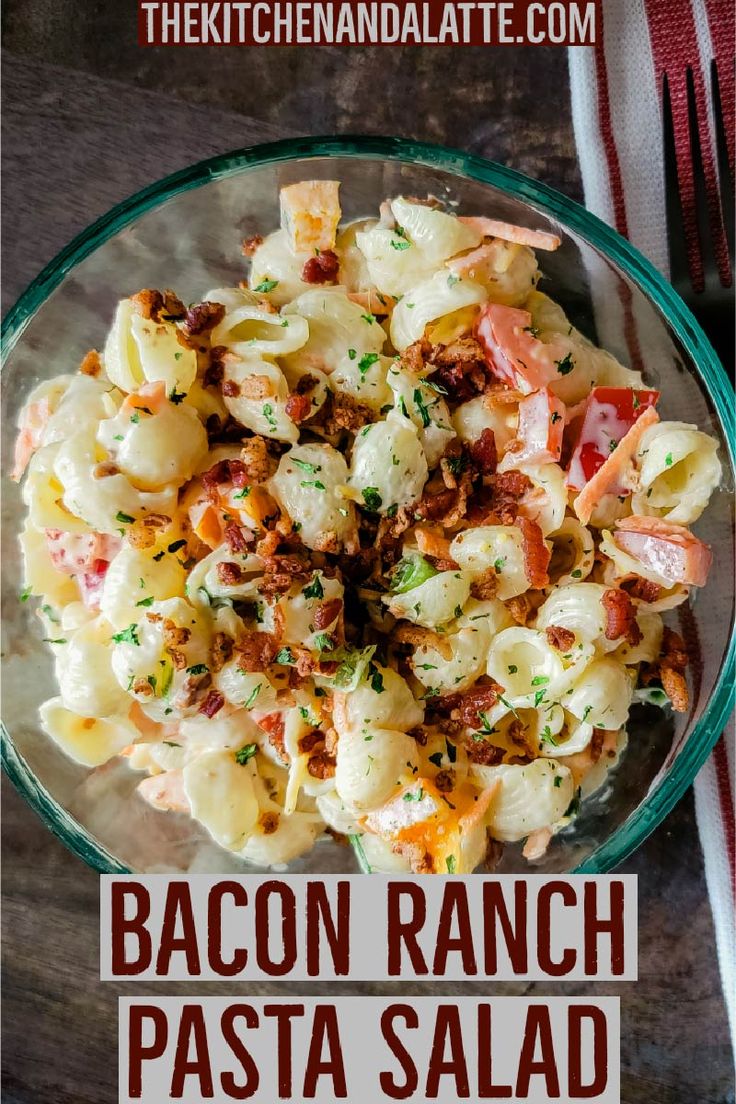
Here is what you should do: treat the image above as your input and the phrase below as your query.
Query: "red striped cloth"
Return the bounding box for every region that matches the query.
[568,0,735,1048]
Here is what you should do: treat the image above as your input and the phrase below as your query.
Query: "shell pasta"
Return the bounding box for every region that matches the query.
[14,183,720,873]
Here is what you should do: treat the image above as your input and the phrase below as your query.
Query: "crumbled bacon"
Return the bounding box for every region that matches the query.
[301,249,340,284]
[620,576,663,604]
[235,632,278,673]
[602,588,642,646]
[504,594,534,626]
[392,841,435,874]
[322,392,373,434]
[465,739,506,765]
[307,751,337,779]
[285,392,312,423]
[434,769,456,793]
[184,301,226,335]
[407,725,429,746]
[131,289,164,320]
[641,627,690,712]
[224,523,251,554]
[545,625,576,651]
[470,567,498,601]
[222,380,240,398]
[242,234,264,256]
[211,632,233,672]
[469,429,497,475]
[401,338,431,375]
[216,561,244,586]
[456,682,503,727]
[590,728,606,763]
[163,619,191,647]
[312,598,343,631]
[487,470,532,524]
[201,458,249,498]
[394,623,452,659]
[199,689,225,717]
[515,516,550,589]
[204,346,228,388]
[79,349,101,377]
[428,336,487,402]
[258,712,287,762]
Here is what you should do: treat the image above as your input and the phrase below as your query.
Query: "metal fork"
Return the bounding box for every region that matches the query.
[663,59,734,374]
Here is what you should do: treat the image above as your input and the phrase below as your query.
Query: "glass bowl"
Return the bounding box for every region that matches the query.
[2,136,734,876]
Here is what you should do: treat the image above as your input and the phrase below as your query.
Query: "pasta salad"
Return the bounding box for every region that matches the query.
[13,181,721,873]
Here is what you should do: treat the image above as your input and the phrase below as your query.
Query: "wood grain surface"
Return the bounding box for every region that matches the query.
[1,43,734,1104]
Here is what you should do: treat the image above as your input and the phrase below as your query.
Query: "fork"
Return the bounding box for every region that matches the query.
[662,58,735,374]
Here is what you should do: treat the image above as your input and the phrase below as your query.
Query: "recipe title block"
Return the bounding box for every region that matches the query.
[101,874,637,982]
[119,995,620,1103]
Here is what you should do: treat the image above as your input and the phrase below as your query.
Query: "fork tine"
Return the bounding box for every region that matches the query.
[710,61,735,260]
[663,68,705,292]
[685,64,733,289]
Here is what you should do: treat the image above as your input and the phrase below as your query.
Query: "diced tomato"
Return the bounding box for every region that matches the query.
[45,530,121,575]
[566,387,659,492]
[613,517,712,587]
[78,559,111,610]
[474,304,559,394]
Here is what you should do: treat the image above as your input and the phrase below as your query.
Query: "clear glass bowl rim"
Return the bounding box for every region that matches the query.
[2,134,734,876]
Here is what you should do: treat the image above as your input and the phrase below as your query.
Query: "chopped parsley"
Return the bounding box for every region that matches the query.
[115,511,135,524]
[300,479,326,491]
[169,389,186,404]
[446,855,457,874]
[508,664,518,674]
[235,743,258,765]
[358,352,379,378]
[348,348,357,360]
[262,403,277,431]
[292,458,320,474]
[254,278,279,293]
[361,313,376,324]
[302,574,324,600]
[493,557,506,574]
[665,453,673,467]
[391,237,411,251]
[554,353,575,376]
[233,486,251,499]
[275,647,295,666]
[135,596,155,608]
[531,675,549,687]
[313,632,335,653]
[186,663,209,676]
[403,788,424,802]
[367,662,384,694]
[413,388,432,428]
[19,586,32,603]
[571,569,582,578]
[112,624,140,646]
[420,376,448,395]
[565,789,582,818]
[244,684,261,709]
[361,486,383,512]
[447,274,460,288]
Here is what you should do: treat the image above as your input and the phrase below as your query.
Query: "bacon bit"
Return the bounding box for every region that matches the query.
[184,301,226,335]
[465,740,506,765]
[414,487,459,523]
[392,842,435,874]
[660,667,689,713]
[224,523,251,553]
[414,527,454,562]
[298,731,323,754]
[169,648,188,671]
[307,751,337,779]
[407,725,429,747]
[301,249,340,284]
[242,234,264,256]
[222,380,240,398]
[201,458,249,499]
[469,428,497,475]
[322,392,373,434]
[590,729,606,764]
[458,214,561,251]
[394,623,453,660]
[312,598,343,631]
[285,392,312,423]
[505,594,534,626]
[257,712,287,762]
[162,619,191,648]
[142,513,172,529]
[216,561,244,586]
[131,289,164,320]
[641,627,690,712]
[485,470,533,525]
[204,346,228,388]
[428,336,487,402]
[211,632,233,672]
[470,567,498,600]
[79,349,102,377]
[401,337,430,374]
[602,588,642,645]
[522,828,553,861]
[620,576,663,604]
[260,812,280,834]
[515,516,550,589]
[127,525,155,550]
[434,769,456,793]
[161,289,186,319]
[545,625,576,651]
[235,632,279,673]
[199,689,225,717]
[256,529,280,558]
[456,681,503,727]
[240,436,274,483]
[131,677,154,698]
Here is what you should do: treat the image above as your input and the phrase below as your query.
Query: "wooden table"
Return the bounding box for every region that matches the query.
[1,41,733,1104]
